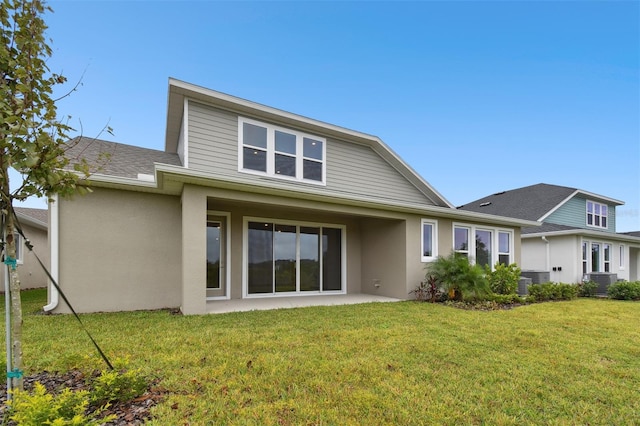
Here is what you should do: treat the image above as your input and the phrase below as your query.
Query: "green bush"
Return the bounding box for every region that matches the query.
[528,282,578,302]
[577,280,598,297]
[485,263,521,295]
[90,363,147,406]
[427,252,491,302]
[8,382,114,426]
[607,281,640,300]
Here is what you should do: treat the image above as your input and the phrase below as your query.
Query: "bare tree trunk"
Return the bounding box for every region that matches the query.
[5,211,23,391]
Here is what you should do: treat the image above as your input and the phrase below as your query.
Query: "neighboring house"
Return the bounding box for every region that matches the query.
[1,207,49,292]
[47,79,538,315]
[459,183,640,286]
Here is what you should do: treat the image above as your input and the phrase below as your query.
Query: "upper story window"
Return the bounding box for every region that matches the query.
[239,118,326,185]
[586,200,607,229]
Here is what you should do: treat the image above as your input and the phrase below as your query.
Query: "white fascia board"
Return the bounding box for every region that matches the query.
[15,213,47,231]
[539,190,625,222]
[86,173,160,189]
[167,79,452,207]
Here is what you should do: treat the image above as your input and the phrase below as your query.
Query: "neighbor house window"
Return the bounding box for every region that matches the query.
[591,243,600,272]
[239,118,326,184]
[5,233,24,265]
[604,243,611,272]
[421,219,438,262]
[620,245,625,269]
[453,224,512,269]
[586,201,608,229]
[245,219,344,296]
[582,241,588,274]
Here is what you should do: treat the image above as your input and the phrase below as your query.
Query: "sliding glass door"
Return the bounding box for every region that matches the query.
[246,219,344,296]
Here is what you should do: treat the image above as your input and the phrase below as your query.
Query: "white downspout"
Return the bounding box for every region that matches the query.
[43,195,59,312]
[542,236,550,272]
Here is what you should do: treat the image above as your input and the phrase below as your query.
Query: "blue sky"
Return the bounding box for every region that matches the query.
[16,1,640,231]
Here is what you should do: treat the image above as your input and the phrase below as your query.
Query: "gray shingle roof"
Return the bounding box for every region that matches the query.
[14,207,48,225]
[457,183,577,221]
[622,231,640,237]
[65,137,182,179]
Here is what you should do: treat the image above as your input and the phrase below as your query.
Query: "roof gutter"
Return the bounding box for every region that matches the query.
[523,229,640,243]
[43,195,59,312]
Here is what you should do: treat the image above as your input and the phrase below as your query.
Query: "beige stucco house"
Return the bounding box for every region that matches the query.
[1,207,49,292]
[46,79,538,315]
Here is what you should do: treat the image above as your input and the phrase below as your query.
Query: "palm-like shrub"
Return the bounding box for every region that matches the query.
[427,252,491,301]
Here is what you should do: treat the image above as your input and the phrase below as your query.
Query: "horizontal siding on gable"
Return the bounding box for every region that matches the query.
[186,101,435,206]
[326,140,431,204]
[188,102,238,175]
[546,195,616,233]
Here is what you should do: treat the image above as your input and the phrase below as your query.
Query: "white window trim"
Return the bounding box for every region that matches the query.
[498,231,512,264]
[452,223,514,269]
[238,117,327,185]
[582,241,589,276]
[582,238,618,274]
[619,244,625,270]
[453,225,471,258]
[586,200,608,229]
[603,243,611,272]
[421,219,438,262]
[206,210,231,301]
[242,216,346,298]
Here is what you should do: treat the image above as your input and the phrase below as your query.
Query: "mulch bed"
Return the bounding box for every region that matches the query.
[0,370,168,425]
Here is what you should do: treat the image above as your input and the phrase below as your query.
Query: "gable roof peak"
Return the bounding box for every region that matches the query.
[458,182,624,222]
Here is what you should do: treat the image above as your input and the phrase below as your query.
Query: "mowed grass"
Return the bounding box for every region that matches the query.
[2,289,640,425]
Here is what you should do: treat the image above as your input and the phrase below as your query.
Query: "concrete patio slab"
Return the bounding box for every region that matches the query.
[206,294,403,314]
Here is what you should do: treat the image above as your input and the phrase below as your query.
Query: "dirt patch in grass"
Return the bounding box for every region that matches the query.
[0,370,168,425]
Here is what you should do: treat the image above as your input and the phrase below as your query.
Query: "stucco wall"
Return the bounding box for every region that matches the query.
[548,235,579,283]
[360,218,407,299]
[54,188,182,313]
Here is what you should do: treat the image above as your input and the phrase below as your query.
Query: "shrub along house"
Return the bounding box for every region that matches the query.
[46,79,537,315]
[459,183,640,291]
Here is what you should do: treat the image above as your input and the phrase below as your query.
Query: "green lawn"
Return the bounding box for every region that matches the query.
[2,289,640,425]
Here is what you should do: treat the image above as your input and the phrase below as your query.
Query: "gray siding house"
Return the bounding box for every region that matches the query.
[47,79,537,315]
[459,183,640,286]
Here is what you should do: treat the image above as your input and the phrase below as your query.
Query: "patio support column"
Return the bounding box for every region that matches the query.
[181,185,207,315]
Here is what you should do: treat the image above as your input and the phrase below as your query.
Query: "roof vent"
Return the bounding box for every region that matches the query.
[479,202,492,207]
[493,191,506,196]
